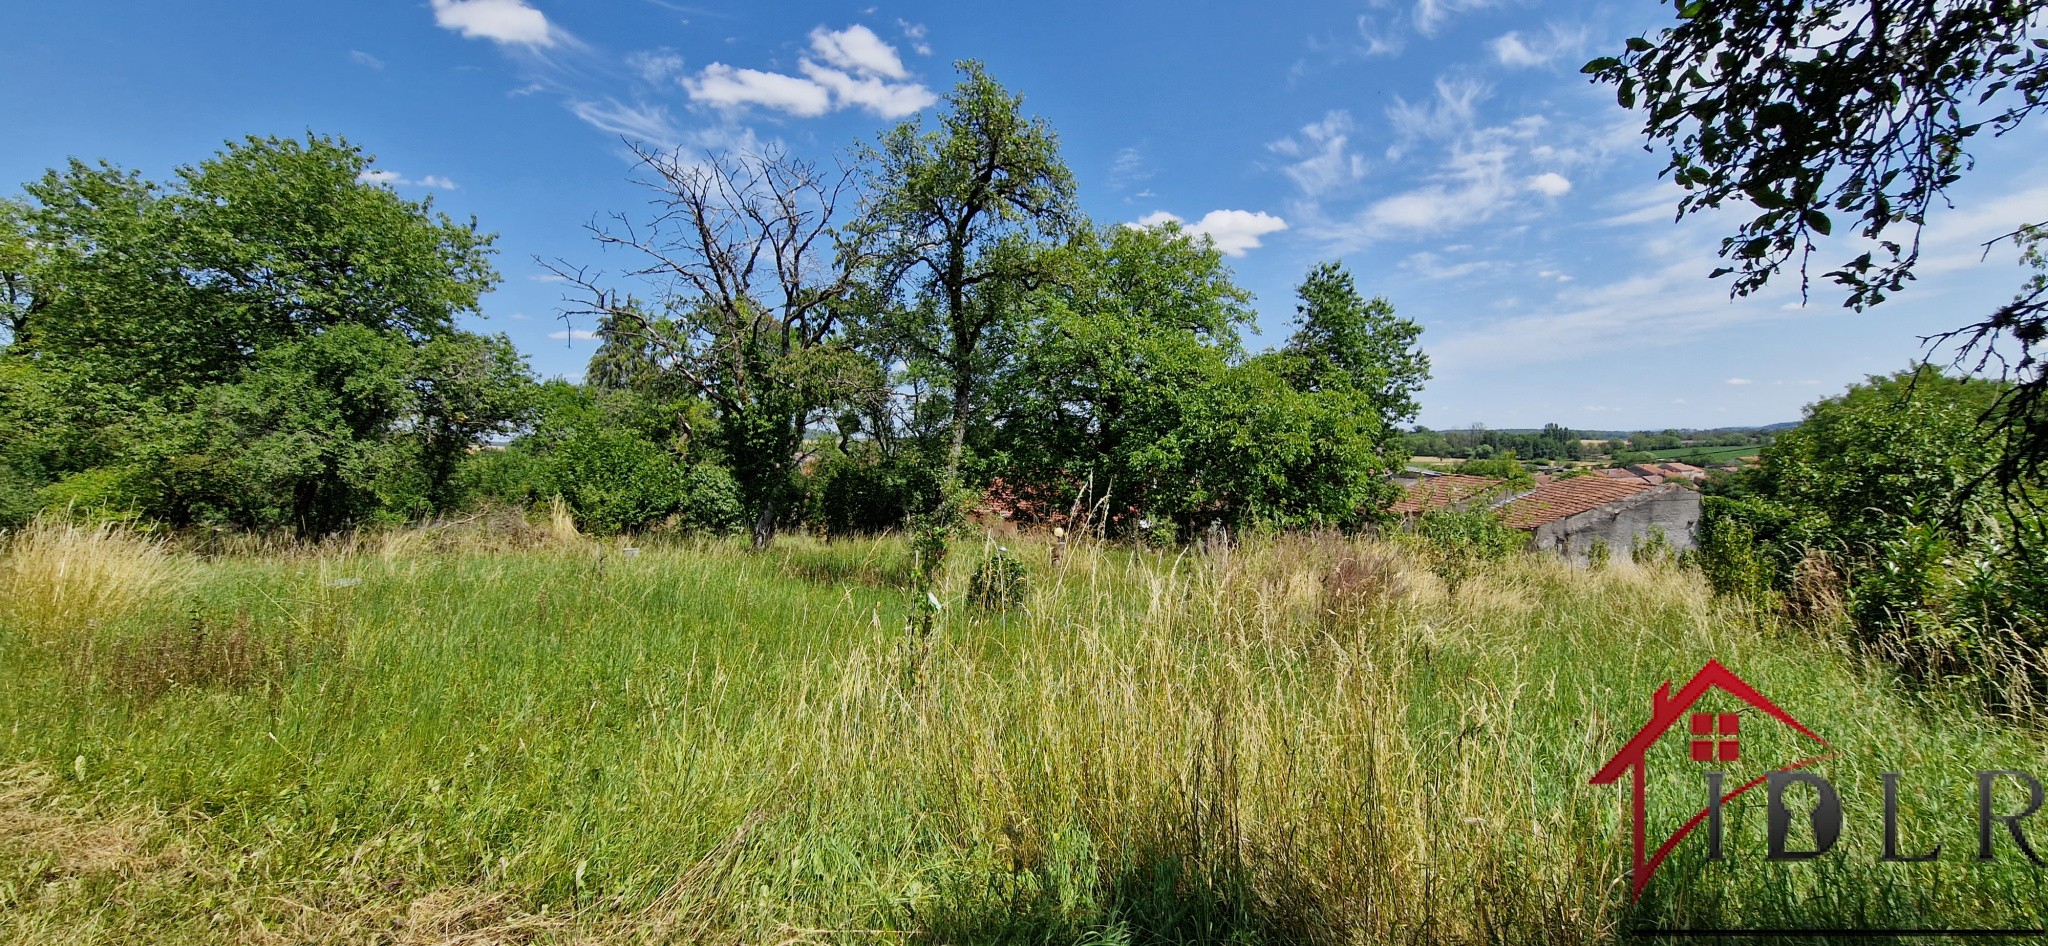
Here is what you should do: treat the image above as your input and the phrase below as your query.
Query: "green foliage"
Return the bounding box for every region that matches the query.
[1696,497,1785,601]
[1695,367,2048,706]
[1629,525,1675,567]
[1585,537,1612,570]
[812,441,939,536]
[1,134,526,535]
[532,426,741,536]
[1411,506,1524,596]
[556,148,882,550]
[861,61,1079,488]
[1456,451,1535,488]
[1282,261,1430,430]
[966,546,1030,611]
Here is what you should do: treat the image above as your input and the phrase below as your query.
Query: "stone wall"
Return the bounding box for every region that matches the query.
[1527,484,1700,564]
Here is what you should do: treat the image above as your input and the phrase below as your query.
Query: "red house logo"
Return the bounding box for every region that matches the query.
[1588,660,1837,900]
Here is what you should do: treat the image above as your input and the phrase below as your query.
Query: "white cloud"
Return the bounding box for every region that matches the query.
[1270,110,1368,199]
[1726,377,1753,385]
[549,329,599,342]
[1527,172,1572,197]
[430,0,557,48]
[356,169,457,190]
[808,24,907,79]
[798,61,936,118]
[1488,25,1589,68]
[568,98,683,145]
[350,50,384,70]
[626,48,685,85]
[1131,209,1290,256]
[682,28,933,119]
[686,63,832,116]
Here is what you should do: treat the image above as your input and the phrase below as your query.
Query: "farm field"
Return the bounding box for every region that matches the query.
[1630,444,1761,465]
[3,520,2046,944]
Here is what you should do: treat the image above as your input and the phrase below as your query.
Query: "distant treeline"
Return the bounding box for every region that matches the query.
[1404,424,1776,463]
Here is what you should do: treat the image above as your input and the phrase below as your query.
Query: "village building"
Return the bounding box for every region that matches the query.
[1388,472,1508,516]
[1498,477,1700,563]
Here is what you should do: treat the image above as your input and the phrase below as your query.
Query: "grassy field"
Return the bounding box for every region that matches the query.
[1630,444,1761,465]
[2,518,2045,944]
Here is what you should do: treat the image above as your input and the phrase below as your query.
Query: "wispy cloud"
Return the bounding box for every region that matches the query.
[1268,111,1368,199]
[357,169,459,190]
[897,19,933,56]
[686,64,834,116]
[808,24,906,79]
[549,329,599,342]
[625,48,685,85]
[349,50,384,70]
[1488,24,1590,69]
[567,98,684,146]
[1413,0,1507,37]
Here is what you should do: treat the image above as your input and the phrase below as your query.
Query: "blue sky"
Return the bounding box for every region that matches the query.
[6,0,2045,431]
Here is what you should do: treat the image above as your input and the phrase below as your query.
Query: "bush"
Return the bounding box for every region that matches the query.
[812,444,938,536]
[535,428,741,536]
[1411,507,1524,596]
[967,547,1030,611]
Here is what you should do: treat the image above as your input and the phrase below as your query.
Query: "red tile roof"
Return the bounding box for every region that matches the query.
[1499,477,1656,529]
[1390,474,1506,514]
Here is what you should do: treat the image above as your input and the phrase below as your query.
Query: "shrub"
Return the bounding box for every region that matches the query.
[1411,507,1524,597]
[1585,538,1611,570]
[535,428,741,536]
[967,547,1030,611]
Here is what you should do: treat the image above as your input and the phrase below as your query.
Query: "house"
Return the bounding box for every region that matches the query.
[1389,473,1507,517]
[1588,659,1833,900]
[1600,467,1665,485]
[1497,477,1700,563]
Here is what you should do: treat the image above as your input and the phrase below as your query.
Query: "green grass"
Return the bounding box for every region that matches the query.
[2,520,2045,944]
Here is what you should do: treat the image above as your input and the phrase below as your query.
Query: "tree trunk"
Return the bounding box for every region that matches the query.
[751,496,777,551]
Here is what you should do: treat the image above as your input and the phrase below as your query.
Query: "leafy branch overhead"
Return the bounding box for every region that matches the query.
[1588,0,2048,490]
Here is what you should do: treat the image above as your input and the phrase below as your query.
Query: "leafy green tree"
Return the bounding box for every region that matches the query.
[6,134,525,534]
[1765,367,2010,548]
[21,136,494,391]
[988,221,1251,527]
[860,61,1080,496]
[0,198,35,348]
[1586,0,2048,489]
[1281,261,1430,429]
[858,61,1078,633]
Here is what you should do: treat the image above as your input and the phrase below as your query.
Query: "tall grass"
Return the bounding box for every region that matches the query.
[1,520,2044,943]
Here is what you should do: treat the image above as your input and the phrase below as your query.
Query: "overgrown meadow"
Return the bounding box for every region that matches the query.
[3,519,2045,944]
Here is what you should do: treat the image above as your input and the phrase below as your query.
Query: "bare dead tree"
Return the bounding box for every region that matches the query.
[544,142,883,549]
